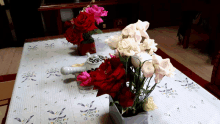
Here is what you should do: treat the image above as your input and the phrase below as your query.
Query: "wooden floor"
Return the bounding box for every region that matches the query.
[0,26,213,121]
[148,26,213,83]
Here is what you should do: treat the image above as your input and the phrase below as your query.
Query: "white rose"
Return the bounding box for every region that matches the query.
[136,20,150,38]
[148,46,158,55]
[142,60,155,78]
[117,38,140,56]
[131,54,144,68]
[152,55,176,83]
[122,24,136,37]
[134,30,142,43]
[131,52,152,68]
[140,39,157,53]
[136,20,150,31]
[105,33,123,50]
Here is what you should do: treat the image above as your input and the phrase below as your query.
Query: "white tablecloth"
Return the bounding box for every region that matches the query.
[6,31,220,124]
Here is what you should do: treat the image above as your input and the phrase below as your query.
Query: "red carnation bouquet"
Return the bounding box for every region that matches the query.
[64,1,108,55]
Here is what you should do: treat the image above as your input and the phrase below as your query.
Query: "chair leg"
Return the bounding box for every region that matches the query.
[183,27,191,49]
[1,99,11,124]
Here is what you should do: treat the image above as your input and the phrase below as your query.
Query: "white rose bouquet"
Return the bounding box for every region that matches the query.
[105,20,176,117]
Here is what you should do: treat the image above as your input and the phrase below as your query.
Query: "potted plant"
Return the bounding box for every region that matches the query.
[64,0,107,55]
[76,20,176,123]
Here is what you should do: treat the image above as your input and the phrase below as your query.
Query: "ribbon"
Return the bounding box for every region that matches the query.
[71,63,85,67]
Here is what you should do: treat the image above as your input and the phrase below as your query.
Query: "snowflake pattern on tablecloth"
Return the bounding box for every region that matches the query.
[175,78,200,92]
[77,101,99,121]
[157,83,178,98]
[14,115,34,124]
[46,68,61,78]
[61,41,71,46]
[47,108,68,124]
[21,72,37,83]
[28,45,38,51]
[45,43,55,49]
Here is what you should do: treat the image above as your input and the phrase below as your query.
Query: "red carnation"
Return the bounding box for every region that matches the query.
[91,57,126,98]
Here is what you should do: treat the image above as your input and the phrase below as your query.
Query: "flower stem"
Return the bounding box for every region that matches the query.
[146,76,153,90]
[144,83,158,99]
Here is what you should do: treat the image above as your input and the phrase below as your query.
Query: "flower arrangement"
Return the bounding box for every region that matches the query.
[64,1,108,55]
[76,20,176,117]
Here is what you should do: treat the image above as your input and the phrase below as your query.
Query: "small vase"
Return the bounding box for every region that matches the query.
[109,96,148,124]
[78,42,96,56]
[77,81,96,94]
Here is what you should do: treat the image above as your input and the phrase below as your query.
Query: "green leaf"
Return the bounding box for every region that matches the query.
[88,30,96,35]
[115,101,119,104]
[80,37,95,44]
[94,29,103,34]
[122,107,128,115]
[109,102,114,106]
[118,53,126,65]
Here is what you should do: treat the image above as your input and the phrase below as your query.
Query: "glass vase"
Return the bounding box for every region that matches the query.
[77,81,96,94]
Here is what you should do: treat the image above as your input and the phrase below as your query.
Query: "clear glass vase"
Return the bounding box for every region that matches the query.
[77,81,96,94]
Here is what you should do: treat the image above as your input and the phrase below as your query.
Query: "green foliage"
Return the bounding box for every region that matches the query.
[88,29,103,35]
[94,29,103,34]
[81,33,95,44]
[81,29,103,44]
[109,102,114,106]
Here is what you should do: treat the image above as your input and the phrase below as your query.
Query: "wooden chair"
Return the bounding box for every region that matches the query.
[206,50,220,99]
[1,98,11,124]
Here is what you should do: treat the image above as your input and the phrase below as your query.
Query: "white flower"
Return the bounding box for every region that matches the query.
[140,38,158,55]
[122,24,136,37]
[134,30,142,43]
[136,20,150,31]
[152,55,176,83]
[131,51,152,68]
[131,55,143,68]
[117,38,140,56]
[142,60,155,78]
[105,33,123,50]
[148,46,158,55]
[113,49,125,57]
[135,20,150,38]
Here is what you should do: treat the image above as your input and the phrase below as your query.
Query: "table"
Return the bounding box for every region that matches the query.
[6,31,220,124]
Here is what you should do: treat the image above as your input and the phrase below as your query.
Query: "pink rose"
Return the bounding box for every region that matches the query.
[109,53,116,58]
[77,71,92,86]
[85,5,108,25]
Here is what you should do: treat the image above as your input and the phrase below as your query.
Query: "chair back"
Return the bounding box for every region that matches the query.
[211,50,220,87]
